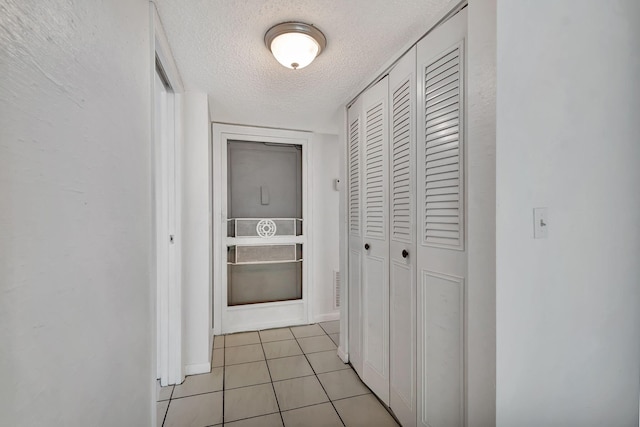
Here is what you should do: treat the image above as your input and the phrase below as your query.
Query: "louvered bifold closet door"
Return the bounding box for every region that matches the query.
[416,8,467,427]
[361,76,390,404]
[347,99,364,376]
[388,47,417,427]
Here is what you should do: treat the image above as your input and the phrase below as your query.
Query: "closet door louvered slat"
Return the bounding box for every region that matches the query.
[423,42,464,249]
[349,117,361,236]
[365,102,385,239]
[392,80,412,242]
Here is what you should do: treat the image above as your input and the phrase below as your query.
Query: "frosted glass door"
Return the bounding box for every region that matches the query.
[226,141,303,306]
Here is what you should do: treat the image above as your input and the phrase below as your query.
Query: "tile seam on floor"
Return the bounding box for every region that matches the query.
[259,337,295,343]
[297,338,346,427]
[221,348,226,427]
[325,390,372,402]
[311,366,351,375]
[161,399,170,427]
[221,410,281,426]
[171,389,223,401]
[262,338,305,360]
[258,328,287,427]
[225,341,261,348]
[270,372,316,384]
[263,351,303,359]
[292,334,327,339]
[300,349,338,355]
[224,411,281,425]
[224,378,272,391]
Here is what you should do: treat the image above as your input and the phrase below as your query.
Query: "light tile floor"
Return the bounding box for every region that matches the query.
[156,321,399,427]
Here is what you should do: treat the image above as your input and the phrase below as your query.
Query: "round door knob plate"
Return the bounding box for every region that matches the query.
[364,243,370,250]
[402,249,409,258]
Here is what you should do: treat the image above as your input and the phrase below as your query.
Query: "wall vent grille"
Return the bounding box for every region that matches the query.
[334,270,341,309]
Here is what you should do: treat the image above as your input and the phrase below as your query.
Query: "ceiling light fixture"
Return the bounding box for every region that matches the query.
[264,22,326,70]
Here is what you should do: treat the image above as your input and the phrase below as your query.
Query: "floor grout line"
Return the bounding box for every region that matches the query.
[221,349,226,427]
[258,327,287,427]
[296,332,347,427]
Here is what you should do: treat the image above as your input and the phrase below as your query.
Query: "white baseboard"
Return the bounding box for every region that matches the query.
[184,362,211,376]
[337,346,349,363]
[314,312,340,323]
[209,329,215,361]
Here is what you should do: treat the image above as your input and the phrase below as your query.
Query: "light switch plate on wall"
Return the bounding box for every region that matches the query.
[533,207,548,239]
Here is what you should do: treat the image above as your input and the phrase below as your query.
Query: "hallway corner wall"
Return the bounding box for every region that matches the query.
[466,0,497,425]
[181,92,212,374]
[496,1,640,424]
[311,133,341,322]
[0,0,153,425]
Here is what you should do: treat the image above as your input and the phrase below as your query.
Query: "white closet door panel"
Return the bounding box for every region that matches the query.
[389,47,417,427]
[420,271,464,427]
[390,260,415,422]
[348,247,363,375]
[416,8,467,427]
[361,76,390,404]
[347,99,364,376]
[364,254,386,373]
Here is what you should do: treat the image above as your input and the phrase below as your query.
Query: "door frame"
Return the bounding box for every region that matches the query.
[211,123,314,335]
[151,2,184,390]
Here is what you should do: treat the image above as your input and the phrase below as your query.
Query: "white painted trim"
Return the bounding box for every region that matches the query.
[148,7,158,427]
[151,1,184,388]
[337,346,349,364]
[314,312,340,323]
[151,2,184,92]
[170,93,183,385]
[305,137,315,324]
[208,120,214,362]
[339,103,350,363]
[184,363,211,376]
[211,124,314,334]
[212,123,223,336]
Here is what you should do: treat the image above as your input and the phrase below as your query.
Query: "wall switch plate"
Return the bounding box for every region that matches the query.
[533,207,548,239]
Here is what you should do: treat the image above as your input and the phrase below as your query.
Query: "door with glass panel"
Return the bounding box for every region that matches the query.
[220,133,309,334]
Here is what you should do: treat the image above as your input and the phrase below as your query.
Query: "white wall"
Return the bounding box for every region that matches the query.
[0,1,152,425]
[466,0,496,425]
[181,93,212,374]
[496,1,640,425]
[311,133,341,322]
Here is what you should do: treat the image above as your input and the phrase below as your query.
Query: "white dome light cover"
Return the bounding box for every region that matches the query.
[265,22,326,70]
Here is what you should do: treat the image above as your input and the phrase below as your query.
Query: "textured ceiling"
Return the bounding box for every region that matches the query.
[154,0,452,134]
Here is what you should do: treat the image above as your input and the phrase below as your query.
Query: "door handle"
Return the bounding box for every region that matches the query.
[364,243,370,250]
[402,249,409,258]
